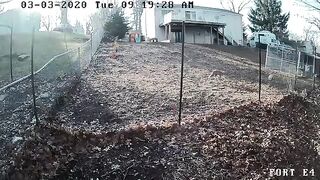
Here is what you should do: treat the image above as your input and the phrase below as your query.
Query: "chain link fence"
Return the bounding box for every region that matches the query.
[265,45,299,74]
[0,27,104,176]
[265,45,317,92]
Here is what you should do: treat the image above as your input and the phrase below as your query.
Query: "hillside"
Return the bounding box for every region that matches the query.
[0,31,89,85]
[4,42,320,179]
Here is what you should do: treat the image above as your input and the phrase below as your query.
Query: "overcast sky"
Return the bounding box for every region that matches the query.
[2,0,319,45]
[173,0,319,42]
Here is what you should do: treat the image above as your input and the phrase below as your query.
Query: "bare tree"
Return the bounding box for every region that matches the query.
[298,0,320,30]
[303,25,319,43]
[41,15,51,31]
[308,17,320,30]
[60,0,70,26]
[0,0,12,4]
[300,0,320,10]
[132,0,144,32]
[220,0,251,43]
[220,0,251,13]
[85,20,92,35]
[0,0,12,13]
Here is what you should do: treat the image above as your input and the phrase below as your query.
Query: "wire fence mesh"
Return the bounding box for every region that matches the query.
[265,45,299,74]
[0,27,103,175]
[265,45,317,92]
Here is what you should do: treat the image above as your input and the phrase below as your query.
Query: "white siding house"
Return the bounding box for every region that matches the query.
[144,5,243,45]
[299,41,315,55]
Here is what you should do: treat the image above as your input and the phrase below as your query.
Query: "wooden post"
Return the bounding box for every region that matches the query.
[222,27,225,45]
[165,25,168,40]
[210,26,213,44]
[168,24,171,42]
[216,27,219,45]
[297,51,301,75]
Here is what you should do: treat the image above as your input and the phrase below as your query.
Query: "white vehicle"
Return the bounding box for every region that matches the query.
[248,31,280,48]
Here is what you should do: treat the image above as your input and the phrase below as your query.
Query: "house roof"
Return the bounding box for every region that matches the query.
[172,4,242,16]
[161,20,226,28]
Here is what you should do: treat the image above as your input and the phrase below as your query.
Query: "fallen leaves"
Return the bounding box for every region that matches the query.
[4,43,320,179]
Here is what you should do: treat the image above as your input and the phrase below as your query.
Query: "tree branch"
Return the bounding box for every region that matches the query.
[0,0,12,4]
[238,0,251,13]
[299,0,320,11]
[220,0,252,13]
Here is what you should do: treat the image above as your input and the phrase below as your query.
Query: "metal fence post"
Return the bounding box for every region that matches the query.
[178,21,185,126]
[265,45,269,68]
[91,32,93,62]
[78,47,81,71]
[31,28,39,125]
[313,47,317,89]
[258,34,264,102]
[280,46,284,72]
[10,27,13,82]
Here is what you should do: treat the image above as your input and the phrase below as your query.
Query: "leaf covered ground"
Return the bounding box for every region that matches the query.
[4,43,320,179]
[6,93,320,179]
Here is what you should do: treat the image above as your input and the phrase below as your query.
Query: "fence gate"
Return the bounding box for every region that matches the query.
[265,45,300,75]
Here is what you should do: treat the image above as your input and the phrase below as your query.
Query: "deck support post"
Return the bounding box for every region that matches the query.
[216,27,219,45]
[210,26,213,44]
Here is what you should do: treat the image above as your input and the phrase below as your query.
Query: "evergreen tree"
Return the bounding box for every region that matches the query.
[104,10,130,40]
[248,0,290,40]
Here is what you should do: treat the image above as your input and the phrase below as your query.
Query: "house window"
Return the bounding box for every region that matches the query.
[185,11,196,20]
[162,10,173,15]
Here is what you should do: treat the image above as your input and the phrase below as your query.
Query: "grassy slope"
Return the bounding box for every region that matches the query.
[0,31,89,83]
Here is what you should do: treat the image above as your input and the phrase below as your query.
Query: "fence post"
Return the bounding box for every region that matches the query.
[258,34,264,102]
[265,45,269,68]
[10,27,13,82]
[313,47,316,89]
[178,21,185,126]
[297,52,301,76]
[280,46,284,72]
[31,28,39,126]
[91,32,93,62]
[78,47,81,71]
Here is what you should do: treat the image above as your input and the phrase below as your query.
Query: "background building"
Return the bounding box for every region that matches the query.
[144,5,243,45]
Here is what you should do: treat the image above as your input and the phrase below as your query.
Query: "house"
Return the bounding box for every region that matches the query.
[297,41,315,55]
[143,5,243,45]
[0,9,40,35]
[298,41,320,77]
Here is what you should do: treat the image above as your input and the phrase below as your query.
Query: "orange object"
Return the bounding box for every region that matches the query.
[129,32,141,43]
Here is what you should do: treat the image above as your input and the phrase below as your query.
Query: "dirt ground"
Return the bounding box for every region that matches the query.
[54,42,288,132]
[5,42,320,179]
